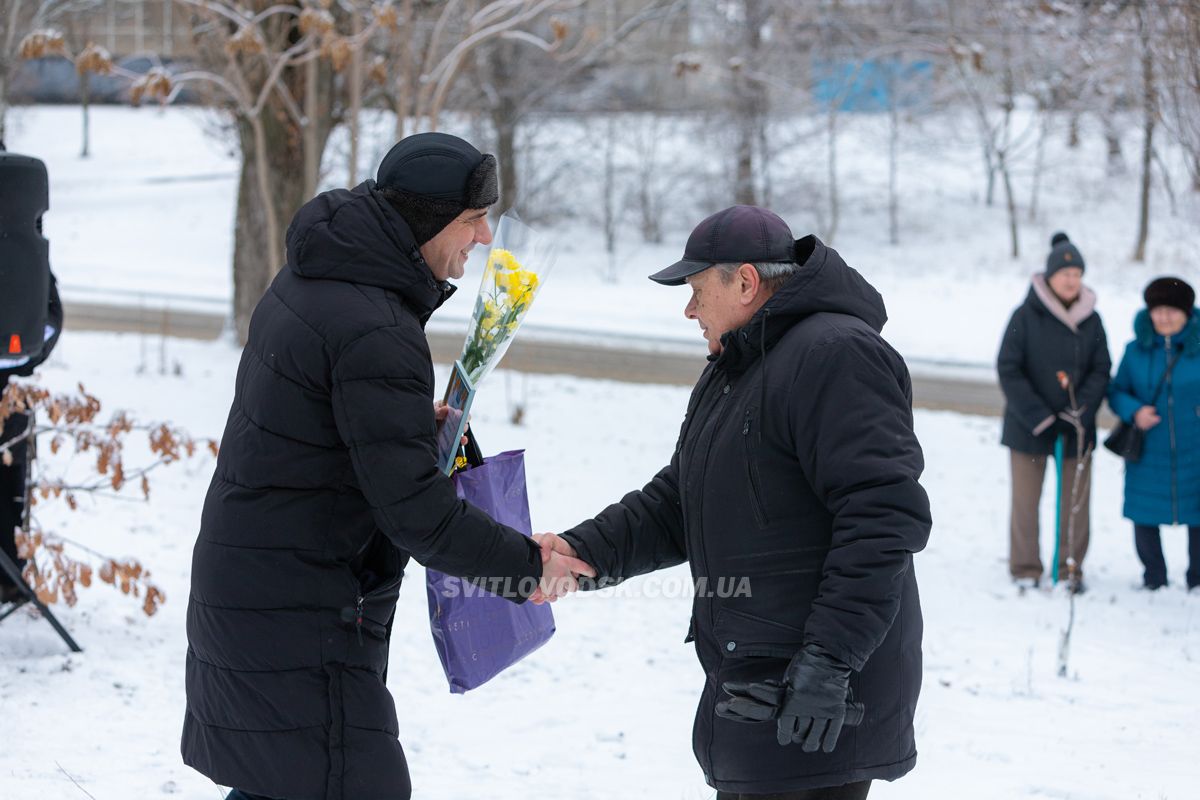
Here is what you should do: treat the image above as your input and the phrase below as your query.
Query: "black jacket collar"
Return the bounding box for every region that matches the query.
[284,180,454,322]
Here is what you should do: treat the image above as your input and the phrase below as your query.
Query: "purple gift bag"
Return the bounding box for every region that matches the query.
[426,450,555,693]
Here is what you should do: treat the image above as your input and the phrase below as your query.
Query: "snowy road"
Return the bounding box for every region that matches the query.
[62,298,1016,418]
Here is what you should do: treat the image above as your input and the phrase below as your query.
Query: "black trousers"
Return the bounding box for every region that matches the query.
[0,411,29,590]
[226,791,280,800]
[1134,523,1200,589]
[716,779,871,800]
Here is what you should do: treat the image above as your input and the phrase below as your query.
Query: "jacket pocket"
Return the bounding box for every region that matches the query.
[714,606,804,659]
[346,575,402,643]
[742,409,770,528]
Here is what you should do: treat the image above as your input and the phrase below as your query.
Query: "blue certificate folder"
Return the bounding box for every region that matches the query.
[437,360,476,476]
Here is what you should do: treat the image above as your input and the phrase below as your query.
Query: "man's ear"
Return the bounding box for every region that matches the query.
[739,263,761,304]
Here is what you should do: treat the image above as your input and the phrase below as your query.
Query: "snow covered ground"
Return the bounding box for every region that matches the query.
[1,331,1198,800]
[7,104,1200,370]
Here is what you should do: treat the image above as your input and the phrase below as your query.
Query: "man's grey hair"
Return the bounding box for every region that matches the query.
[713,261,802,294]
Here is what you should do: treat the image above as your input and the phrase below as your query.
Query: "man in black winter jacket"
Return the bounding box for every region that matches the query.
[182,133,592,800]
[537,206,932,799]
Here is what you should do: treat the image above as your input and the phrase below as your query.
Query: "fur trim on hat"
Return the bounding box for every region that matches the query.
[465,154,498,209]
[378,188,465,247]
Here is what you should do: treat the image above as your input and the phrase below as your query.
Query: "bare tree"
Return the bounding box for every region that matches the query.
[944,0,1073,259]
[162,0,391,342]
[1158,0,1200,192]
[1,0,98,144]
[0,0,34,144]
[461,0,674,217]
[1132,0,1157,262]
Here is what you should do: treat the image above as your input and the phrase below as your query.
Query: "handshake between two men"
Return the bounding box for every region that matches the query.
[525,531,866,755]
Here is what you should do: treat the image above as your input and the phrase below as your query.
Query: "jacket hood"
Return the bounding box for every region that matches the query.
[284,180,453,319]
[717,236,887,371]
[1026,273,1096,333]
[1134,307,1200,355]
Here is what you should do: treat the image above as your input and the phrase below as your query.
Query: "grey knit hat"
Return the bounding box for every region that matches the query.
[1045,231,1085,278]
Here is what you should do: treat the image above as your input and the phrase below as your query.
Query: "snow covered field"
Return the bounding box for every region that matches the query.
[1,331,1198,800]
[7,104,1200,369]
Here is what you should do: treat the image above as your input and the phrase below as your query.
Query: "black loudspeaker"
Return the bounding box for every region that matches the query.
[0,150,51,361]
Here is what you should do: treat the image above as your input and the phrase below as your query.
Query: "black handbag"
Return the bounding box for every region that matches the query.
[1103,352,1178,462]
[1103,420,1145,461]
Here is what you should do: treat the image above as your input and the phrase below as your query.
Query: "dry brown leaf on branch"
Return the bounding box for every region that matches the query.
[225,23,266,57]
[299,8,336,38]
[374,3,400,31]
[367,56,388,85]
[14,529,41,559]
[97,442,112,475]
[321,38,353,72]
[143,586,165,617]
[76,43,114,76]
[9,379,215,617]
[18,29,67,60]
[130,68,173,106]
[550,17,568,43]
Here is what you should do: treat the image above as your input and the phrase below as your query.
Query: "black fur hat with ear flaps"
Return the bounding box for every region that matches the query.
[375,132,498,246]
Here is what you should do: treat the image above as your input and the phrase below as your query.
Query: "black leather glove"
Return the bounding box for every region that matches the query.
[716,643,854,752]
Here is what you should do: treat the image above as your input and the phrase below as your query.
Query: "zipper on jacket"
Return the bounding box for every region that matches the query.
[693,377,733,632]
[742,409,768,527]
[354,594,364,646]
[1166,336,1179,524]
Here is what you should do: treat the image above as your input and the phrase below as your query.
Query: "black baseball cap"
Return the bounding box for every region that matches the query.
[649,205,795,286]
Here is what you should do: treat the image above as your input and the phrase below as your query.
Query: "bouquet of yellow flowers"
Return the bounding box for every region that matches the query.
[459,213,556,385]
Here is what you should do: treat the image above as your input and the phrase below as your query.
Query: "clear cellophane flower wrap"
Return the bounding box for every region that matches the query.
[459,212,557,385]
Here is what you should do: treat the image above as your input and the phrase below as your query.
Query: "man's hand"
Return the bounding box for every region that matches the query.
[770,643,853,752]
[433,400,469,446]
[530,546,596,605]
[1135,405,1162,431]
[531,532,586,604]
[533,531,579,562]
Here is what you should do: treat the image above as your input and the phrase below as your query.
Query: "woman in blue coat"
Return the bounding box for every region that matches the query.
[1108,277,1200,591]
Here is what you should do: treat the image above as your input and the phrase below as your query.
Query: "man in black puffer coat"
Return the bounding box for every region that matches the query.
[182,133,592,800]
[997,232,1110,592]
[538,206,932,798]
